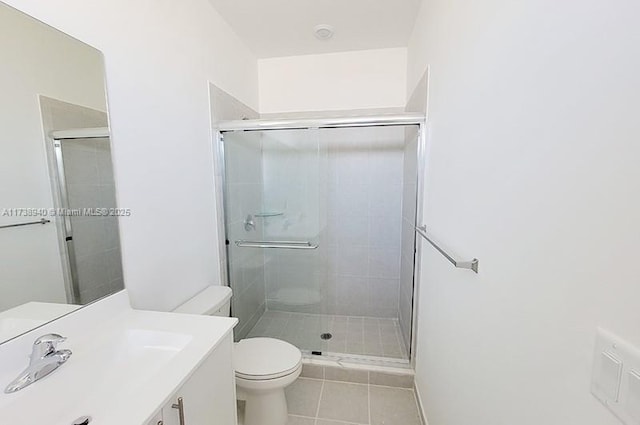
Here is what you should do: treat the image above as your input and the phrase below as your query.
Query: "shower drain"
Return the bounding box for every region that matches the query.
[320,333,332,340]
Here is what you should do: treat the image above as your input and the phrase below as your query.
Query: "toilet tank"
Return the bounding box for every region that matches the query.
[173,285,232,317]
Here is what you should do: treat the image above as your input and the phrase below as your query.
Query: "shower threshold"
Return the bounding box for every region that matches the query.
[302,351,411,373]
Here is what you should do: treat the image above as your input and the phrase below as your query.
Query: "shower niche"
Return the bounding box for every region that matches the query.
[219,118,422,365]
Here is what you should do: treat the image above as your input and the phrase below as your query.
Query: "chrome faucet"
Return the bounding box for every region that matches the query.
[4,333,72,393]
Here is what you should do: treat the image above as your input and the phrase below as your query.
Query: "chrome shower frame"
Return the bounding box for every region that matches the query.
[213,113,428,368]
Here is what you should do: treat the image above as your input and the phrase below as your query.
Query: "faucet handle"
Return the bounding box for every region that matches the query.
[31,334,67,360]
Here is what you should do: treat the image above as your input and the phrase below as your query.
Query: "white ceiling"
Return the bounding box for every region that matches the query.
[208,0,422,58]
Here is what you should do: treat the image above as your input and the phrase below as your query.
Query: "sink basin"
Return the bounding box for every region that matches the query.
[0,292,237,425]
[81,328,192,392]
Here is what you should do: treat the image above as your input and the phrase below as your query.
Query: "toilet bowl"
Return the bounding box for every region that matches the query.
[173,286,302,425]
[235,337,302,425]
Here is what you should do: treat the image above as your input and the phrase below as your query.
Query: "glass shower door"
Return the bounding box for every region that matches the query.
[223,128,329,353]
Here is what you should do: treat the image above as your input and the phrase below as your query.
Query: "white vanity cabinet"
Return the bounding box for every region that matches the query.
[0,292,239,425]
[150,333,237,425]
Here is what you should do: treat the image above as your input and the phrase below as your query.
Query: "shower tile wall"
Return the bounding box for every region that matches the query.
[324,127,405,318]
[224,131,267,340]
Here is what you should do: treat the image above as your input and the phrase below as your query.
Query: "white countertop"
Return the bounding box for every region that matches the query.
[0,291,237,425]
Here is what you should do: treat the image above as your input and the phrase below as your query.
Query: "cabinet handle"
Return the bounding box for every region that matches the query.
[172,397,186,425]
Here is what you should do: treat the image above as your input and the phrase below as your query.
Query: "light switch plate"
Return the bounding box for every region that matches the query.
[594,351,623,401]
[626,371,640,422]
[591,328,640,425]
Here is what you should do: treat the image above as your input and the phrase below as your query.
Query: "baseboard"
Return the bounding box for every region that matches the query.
[414,380,429,425]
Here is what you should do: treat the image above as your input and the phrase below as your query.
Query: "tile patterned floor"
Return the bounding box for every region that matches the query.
[237,365,421,425]
[283,376,423,425]
[246,310,408,360]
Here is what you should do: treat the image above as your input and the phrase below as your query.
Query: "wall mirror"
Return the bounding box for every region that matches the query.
[0,2,124,344]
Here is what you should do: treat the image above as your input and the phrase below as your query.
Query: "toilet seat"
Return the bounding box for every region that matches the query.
[235,337,302,381]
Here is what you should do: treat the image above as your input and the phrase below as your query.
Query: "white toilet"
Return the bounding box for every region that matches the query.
[174,286,302,425]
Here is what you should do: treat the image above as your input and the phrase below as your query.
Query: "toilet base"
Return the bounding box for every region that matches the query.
[235,362,302,425]
[243,387,288,425]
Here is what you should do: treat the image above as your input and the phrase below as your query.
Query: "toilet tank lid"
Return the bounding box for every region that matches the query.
[173,285,232,315]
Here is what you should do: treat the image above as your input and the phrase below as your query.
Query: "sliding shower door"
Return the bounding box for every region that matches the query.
[318,126,415,360]
[223,129,330,353]
[221,121,420,363]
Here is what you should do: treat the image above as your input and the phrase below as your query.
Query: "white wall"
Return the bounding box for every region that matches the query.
[259,48,407,114]
[407,0,640,424]
[0,4,106,311]
[4,0,259,311]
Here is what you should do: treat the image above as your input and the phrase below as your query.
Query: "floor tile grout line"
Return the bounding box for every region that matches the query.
[314,378,325,421]
[298,376,368,386]
[361,316,365,356]
[369,383,416,390]
[367,381,371,425]
[324,419,370,425]
[313,418,369,425]
[292,375,420,425]
[298,376,417,391]
[377,320,383,357]
[289,378,425,425]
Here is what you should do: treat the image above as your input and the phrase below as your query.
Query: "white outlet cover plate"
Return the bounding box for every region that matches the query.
[592,328,640,425]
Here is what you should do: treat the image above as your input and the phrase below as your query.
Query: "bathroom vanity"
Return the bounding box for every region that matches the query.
[146,334,236,425]
[0,291,238,425]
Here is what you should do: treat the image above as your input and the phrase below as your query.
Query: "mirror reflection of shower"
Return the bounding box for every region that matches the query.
[220,118,421,365]
[42,96,124,306]
[52,132,124,305]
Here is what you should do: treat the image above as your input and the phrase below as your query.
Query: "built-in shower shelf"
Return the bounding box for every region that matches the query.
[254,212,284,217]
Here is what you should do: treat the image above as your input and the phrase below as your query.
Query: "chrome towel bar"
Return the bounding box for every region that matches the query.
[235,240,318,250]
[415,225,479,273]
[0,218,51,230]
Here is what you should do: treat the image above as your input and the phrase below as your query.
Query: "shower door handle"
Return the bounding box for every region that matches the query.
[235,240,318,250]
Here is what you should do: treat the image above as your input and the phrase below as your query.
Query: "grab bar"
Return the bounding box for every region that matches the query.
[415,225,479,273]
[235,240,318,250]
[0,218,51,230]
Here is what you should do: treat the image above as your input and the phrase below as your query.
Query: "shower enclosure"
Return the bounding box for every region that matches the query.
[217,115,424,365]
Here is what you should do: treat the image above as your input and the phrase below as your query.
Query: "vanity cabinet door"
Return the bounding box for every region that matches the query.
[162,333,237,425]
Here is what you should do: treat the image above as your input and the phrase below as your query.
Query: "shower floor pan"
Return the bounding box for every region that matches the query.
[246,310,408,361]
